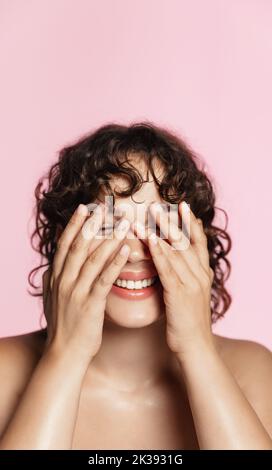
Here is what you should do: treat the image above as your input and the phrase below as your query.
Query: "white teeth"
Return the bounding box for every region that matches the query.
[127,280,134,289]
[114,276,157,290]
[134,280,142,289]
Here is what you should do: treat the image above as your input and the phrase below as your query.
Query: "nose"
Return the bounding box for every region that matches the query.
[124,228,152,263]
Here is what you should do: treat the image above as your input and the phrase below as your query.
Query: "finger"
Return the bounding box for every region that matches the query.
[146,232,181,293]
[132,209,209,289]
[75,217,131,296]
[133,214,207,290]
[130,220,149,244]
[59,204,108,286]
[148,202,184,244]
[52,204,90,278]
[152,234,199,287]
[179,201,210,272]
[131,218,185,261]
[149,202,207,281]
[84,206,124,256]
[53,203,107,285]
[91,243,131,300]
[148,202,192,252]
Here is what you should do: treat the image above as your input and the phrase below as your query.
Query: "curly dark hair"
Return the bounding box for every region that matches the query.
[28,121,232,324]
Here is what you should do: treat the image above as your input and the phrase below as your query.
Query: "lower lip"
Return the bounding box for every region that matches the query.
[111,278,160,301]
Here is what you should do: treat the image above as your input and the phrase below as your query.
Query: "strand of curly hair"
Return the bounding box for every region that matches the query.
[28,121,232,324]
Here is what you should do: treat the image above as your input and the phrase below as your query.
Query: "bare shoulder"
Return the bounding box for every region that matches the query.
[214,334,272,378]
[0,329,46,368]
[0,329,46,436]
[0,328,47,385]
[214,334,272,434]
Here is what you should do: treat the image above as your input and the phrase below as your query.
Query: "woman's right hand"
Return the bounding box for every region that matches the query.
[42,203,131,365]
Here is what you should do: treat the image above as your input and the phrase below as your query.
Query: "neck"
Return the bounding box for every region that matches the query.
[86,316,178,392]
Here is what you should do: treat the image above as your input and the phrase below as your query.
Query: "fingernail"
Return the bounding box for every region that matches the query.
[77,204,88,216]
[149,233,158,245]
[120,244,130,256]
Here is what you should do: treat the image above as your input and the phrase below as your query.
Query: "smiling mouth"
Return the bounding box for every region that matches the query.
[113,275,159,290]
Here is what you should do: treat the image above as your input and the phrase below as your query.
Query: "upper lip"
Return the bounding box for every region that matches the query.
[117,268,158,281]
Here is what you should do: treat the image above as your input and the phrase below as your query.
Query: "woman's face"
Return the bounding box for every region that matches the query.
[91,157,166,328]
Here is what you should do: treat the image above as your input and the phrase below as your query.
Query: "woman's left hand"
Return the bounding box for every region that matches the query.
[133,201,215,358]
[133,202,272,450]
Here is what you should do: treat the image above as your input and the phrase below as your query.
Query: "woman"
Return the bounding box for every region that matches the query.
[0,122,271,450]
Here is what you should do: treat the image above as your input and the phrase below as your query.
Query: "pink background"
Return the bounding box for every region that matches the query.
[0,0,271,348]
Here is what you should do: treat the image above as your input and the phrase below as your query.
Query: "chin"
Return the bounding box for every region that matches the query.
[104,283,165,328]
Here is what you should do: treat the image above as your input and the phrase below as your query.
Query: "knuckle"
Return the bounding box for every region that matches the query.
[112,252,124,266]
[70,288,82,304]
[167,263,174,275]
[70,239,82,253]
[69,213,80,226]
[167,264,178,279]
[98,274,111,288]
[87,251,98,265]
[56,278,69,297]
[56,237,68,252]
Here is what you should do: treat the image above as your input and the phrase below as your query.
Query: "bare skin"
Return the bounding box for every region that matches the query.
[0,159,271,449]
[0,329,271,449]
